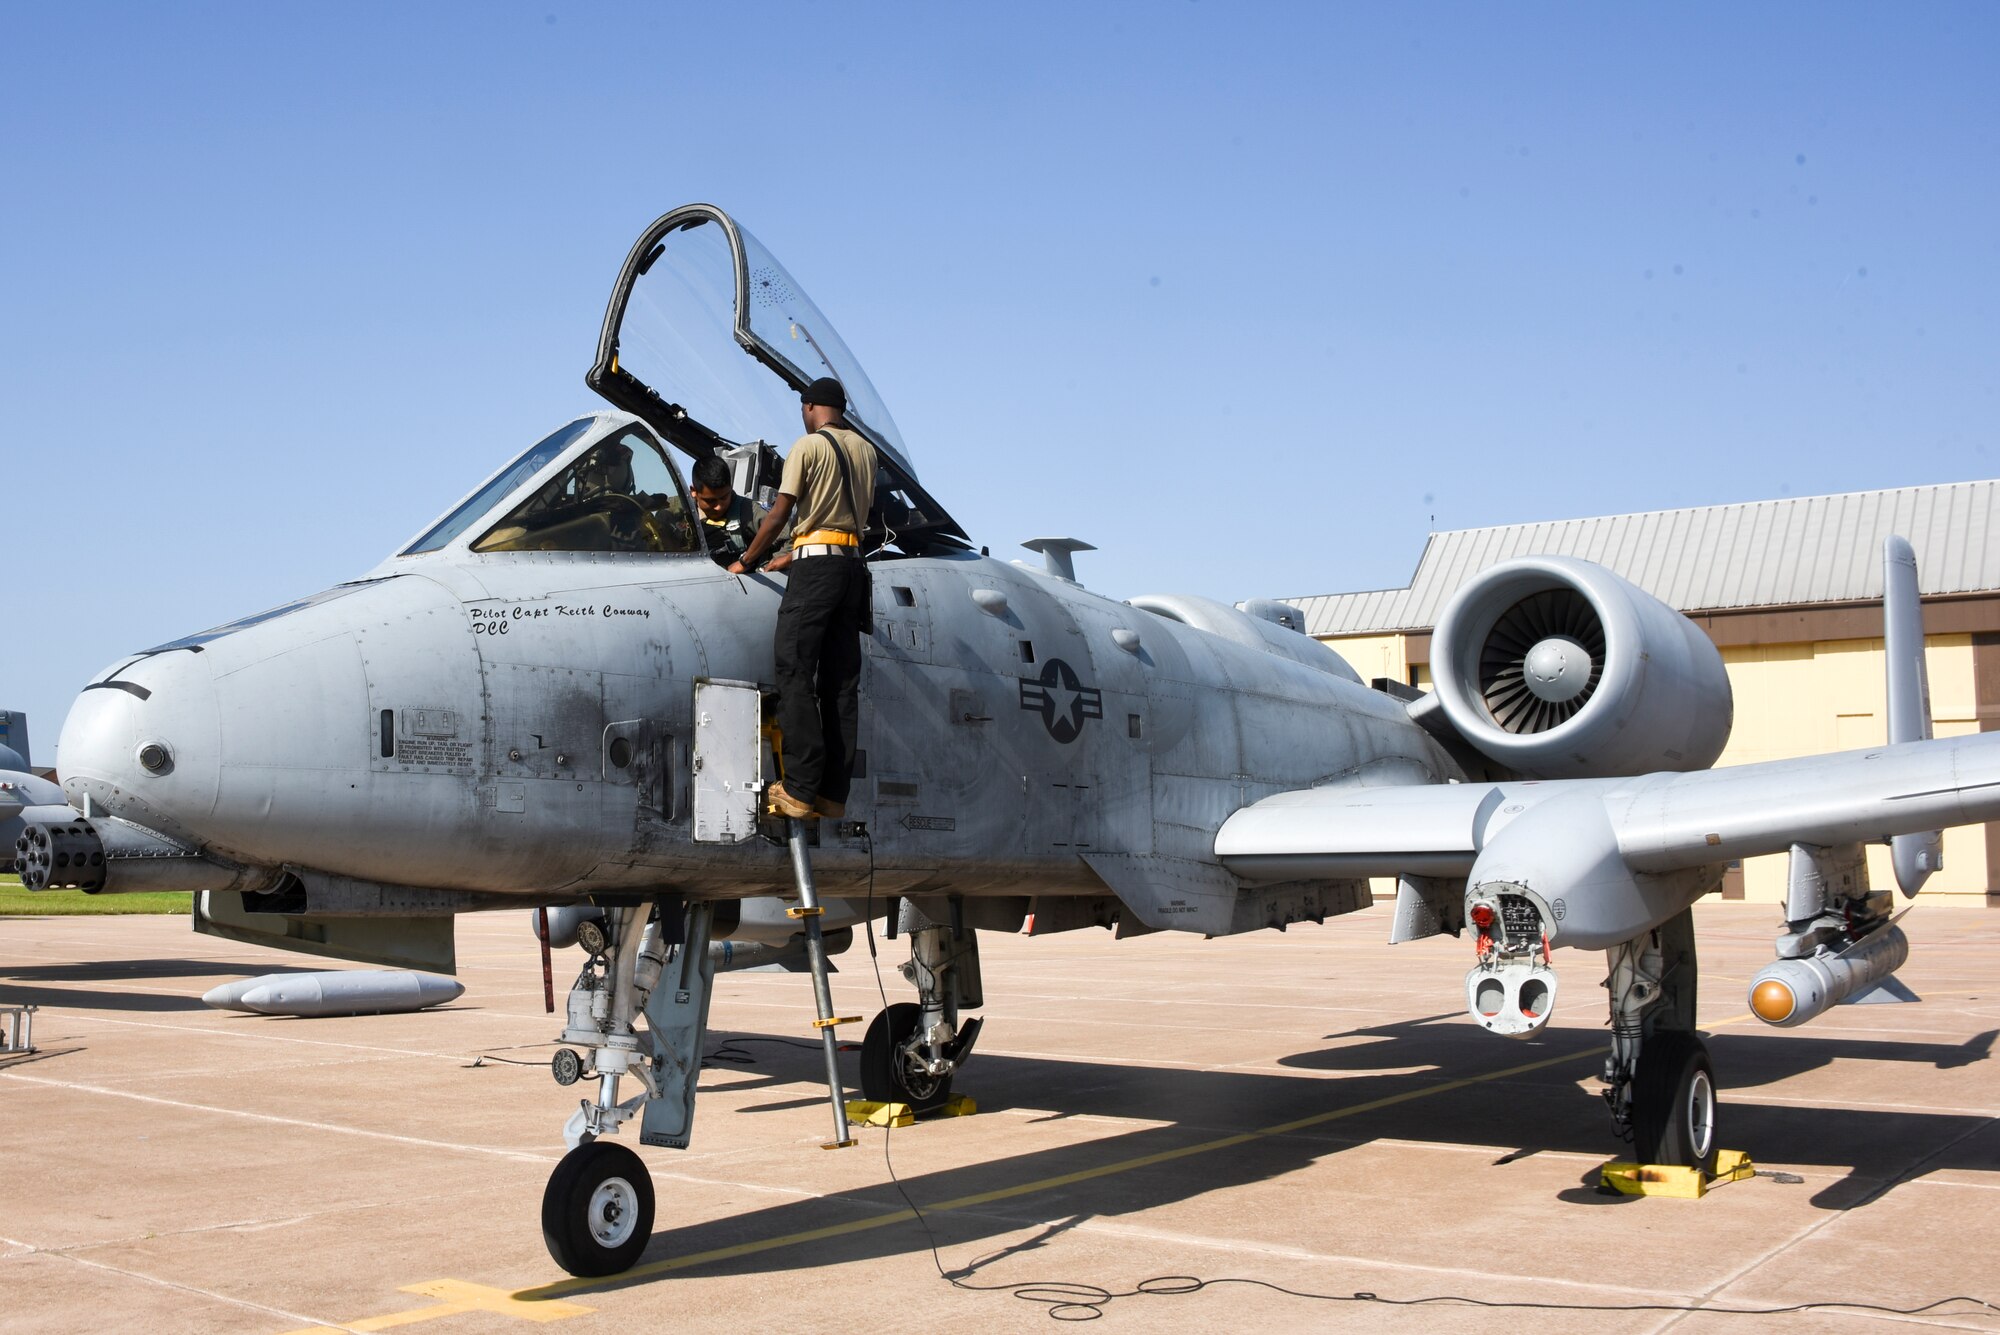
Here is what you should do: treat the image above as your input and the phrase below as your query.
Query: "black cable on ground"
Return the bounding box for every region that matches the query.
[472,1034,848,1072]
[852,832,1997,1323]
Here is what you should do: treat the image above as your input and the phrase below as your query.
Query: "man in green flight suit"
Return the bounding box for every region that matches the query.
[691,455,788,571]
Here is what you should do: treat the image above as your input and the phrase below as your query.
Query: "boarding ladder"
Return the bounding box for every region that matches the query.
[691,678,855,1149]
[781,817,857,1148]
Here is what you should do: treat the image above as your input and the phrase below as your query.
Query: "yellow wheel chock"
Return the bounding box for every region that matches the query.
[846,1100,915,1128]
[844,1094,979,1129]
[1599,1148,1754,1198]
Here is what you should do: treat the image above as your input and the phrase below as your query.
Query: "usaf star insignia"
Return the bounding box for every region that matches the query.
[1019,657,1103,743]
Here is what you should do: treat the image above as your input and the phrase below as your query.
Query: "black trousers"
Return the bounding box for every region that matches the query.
[773,555,871,805]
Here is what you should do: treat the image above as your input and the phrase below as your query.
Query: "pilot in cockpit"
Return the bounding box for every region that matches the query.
[574,441,634,501]
[472,433,695,554]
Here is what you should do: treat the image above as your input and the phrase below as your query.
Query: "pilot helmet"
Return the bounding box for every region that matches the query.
[576,441,634,498]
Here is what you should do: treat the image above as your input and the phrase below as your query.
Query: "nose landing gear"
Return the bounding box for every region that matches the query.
[538,897,716,1277]
[542,1140,655,1277]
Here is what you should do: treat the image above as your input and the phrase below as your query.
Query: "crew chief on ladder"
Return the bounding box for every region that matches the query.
[730,377,877,820]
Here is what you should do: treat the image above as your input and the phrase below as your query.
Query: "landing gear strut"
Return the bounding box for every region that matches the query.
[862,902,983,1112]
[1601,907,1718,1172]
[538,898,717,1276]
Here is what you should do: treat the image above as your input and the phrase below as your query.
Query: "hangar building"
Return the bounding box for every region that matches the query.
[1287,480,2000,906]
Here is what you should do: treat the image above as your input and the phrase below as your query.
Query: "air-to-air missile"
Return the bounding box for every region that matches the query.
[202,970,464,1017]
[1748,922,1913,1028]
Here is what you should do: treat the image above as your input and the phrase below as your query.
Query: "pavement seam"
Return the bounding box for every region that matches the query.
[1646,1112,2000,1335]
[29,1246,336,1330]
[1727,1091,2000,1117]
[939,1206,1772,1304]
[35,1011,497,1061]
[6,1185,514,1258]
[0,1069,562,1164]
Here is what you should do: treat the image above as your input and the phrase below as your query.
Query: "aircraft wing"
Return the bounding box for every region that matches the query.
[1216,731,2000,885]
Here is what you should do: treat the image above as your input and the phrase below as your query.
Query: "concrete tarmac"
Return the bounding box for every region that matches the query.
[5,903,2000,1333]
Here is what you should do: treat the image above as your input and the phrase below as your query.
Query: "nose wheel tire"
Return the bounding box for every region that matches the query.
[860,1002,952,1113]
[542,1140,655,1276]
[1630,1030,1718,1175]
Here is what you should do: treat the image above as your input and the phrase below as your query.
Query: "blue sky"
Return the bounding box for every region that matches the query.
[4,3,1997,755]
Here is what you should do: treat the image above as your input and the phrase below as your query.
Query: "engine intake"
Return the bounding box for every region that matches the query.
[1431,557,1732,779]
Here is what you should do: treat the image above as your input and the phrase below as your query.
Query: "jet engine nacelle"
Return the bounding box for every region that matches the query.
[1430,556,1732,780]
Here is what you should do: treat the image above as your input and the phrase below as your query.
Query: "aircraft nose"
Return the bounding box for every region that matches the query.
[58,649,221,838]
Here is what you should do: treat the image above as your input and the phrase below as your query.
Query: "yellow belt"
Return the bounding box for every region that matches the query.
[792,528,858,547]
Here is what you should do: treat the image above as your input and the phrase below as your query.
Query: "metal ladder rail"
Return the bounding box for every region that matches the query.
[783,818,857,1149]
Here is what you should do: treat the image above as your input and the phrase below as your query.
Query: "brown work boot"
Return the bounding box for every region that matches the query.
[766,781,815,819]
[812,796,845,819]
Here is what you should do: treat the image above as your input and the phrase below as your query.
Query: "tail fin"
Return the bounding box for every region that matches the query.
[0,710,27,771]
[1884,534,1941,895]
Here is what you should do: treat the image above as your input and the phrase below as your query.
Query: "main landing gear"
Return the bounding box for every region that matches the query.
[1601,907,1718,1173]
[861,900,984,1114]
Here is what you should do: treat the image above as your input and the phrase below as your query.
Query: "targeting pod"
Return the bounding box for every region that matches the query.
[1748,922,1910,1028]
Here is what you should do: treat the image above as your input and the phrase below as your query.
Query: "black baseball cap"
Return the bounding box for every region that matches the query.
[801,377,847,411]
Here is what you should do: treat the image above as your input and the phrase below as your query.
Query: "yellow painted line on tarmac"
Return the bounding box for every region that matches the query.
[273,1310,464,1334]
[269,1278,595,1332]
[401,1280,594,1322]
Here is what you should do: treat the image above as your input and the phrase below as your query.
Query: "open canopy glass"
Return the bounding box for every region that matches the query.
[587,204,966,553]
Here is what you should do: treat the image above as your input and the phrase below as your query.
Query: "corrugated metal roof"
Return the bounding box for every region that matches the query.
[1286,480,2000,637]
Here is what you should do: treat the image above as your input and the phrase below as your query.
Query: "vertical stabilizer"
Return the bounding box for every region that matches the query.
[0,711,27,770]
[1884,535,1941,895]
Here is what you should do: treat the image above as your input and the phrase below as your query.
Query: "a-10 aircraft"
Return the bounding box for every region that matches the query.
[17,203,2000,1277]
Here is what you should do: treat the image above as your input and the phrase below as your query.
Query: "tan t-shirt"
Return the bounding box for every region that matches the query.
[779,426,878,540]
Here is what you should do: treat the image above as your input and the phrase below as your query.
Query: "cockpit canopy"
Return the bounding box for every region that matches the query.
[586,204,966,553]
[470,427,696,555]
[399,415,697,559]
[393,204,964,565]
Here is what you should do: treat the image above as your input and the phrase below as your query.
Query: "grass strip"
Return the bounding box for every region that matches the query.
[0,875,191,915]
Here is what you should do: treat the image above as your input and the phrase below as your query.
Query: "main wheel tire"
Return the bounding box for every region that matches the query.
[860,1002,952,1113]
[542,1141,655,1277]
[1630,1030,1718,1174]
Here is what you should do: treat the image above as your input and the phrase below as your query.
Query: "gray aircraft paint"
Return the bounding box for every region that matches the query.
[45,433,1447,937]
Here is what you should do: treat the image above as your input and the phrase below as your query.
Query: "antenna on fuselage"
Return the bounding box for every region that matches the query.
[1021,537,1097,584]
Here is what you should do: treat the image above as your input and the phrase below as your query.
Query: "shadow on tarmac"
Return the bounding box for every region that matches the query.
[0,958,315,1012]
[547,1016,2000,1294]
